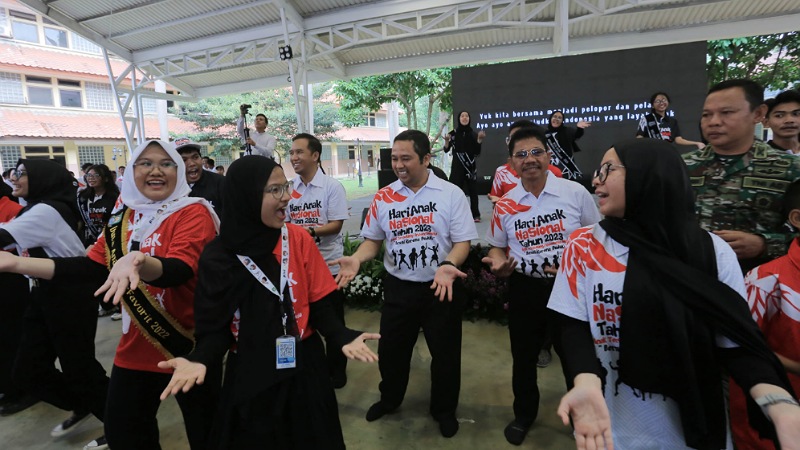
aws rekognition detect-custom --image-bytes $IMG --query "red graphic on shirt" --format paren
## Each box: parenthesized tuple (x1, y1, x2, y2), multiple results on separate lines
(366, 186, 407, 227)
(561, 229, 626, 298)
(491, 164, 519, 199)
(491, 197, 531, 234)
(290, 189, 302, 200)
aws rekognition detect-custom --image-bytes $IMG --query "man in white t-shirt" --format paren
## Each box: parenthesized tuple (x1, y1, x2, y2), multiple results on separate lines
(286, 133, 350, 388)
(236, 105, 277, 160)
(332, 130, 477, 438)
(483, 126, 600, 445)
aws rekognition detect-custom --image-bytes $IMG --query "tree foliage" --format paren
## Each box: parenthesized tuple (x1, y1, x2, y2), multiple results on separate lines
(334, 68, 453, 141)
(707, 33, 800, 91)
(173, 83, 340, 162)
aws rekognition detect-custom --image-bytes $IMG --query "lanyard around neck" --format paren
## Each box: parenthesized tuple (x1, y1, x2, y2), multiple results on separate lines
(237, 225, 291, 333)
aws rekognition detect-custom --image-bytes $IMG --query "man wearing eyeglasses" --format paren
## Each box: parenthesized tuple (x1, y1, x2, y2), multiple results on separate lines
(683, 79, 800, 273)
(483, 126, 600, 446)
(175, 138, 226, 219)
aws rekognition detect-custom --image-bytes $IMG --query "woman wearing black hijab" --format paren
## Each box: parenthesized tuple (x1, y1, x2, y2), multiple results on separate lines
(545, 110, 589, 180)
(444, 111, 485, 222)
(158, 155, 379, 449)
(547, 139, 800, 449)
(0, 159, 109, 437)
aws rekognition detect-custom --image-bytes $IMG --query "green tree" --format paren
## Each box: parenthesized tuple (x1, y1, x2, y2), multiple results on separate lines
(334, 68, 453, 142)
(707, 33, 800, 91)
(173, 83, 341, 162)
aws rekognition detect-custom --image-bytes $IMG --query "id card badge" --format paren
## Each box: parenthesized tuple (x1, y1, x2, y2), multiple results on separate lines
(276, 335, 297, 369)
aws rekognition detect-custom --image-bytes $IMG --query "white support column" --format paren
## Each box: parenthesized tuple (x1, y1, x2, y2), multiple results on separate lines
(306, 82, 315, 134)
(155, 80, 169, 141)
(280, 7, 309, 135)
(103, 49, 136, 153)
(554, 0, 570, 56)
(387, 101, 400, 145)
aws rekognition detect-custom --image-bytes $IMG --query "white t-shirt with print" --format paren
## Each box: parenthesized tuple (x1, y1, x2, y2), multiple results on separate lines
(288, 168, 349, 274)
(547, 224, 744, 450)
(0, 203, 84, 257)
(361, 170, 478, 282)
(485, 173, 599, 278)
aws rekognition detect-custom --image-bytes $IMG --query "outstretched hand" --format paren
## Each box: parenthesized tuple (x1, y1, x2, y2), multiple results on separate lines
(94, 251, 147, 304)
(330, 256, 361, 289)
(430, 264, 467, 302)
(157, 357, 207, 400)
(342, 332, 380, 362)
(557, 378, 614, 450)
(481, 255, 517, 278)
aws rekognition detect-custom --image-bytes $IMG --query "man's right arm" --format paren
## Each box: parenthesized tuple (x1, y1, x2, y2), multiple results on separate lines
(235, 116, 245, 138)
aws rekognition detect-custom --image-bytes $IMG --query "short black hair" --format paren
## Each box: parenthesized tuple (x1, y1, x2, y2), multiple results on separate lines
(256, 113, 268, 125)
(507, 126, 548, 156)
(708, 79, 764, 110)
(768, 90, 800, 116)
(206, 157, 215, 167)
(176, 145, 201, 157)
(81, 162, 93, 172)
(783, 179, 800, 220)
(292, 133, 322, 155)
(394, 130, 430, 162)
(509, 119, 536, 135)
(650, 91, 670, 106)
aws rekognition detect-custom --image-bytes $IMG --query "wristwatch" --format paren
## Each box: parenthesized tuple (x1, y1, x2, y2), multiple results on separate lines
(755, 393, 800, 421)
(307, 227, 316, 238)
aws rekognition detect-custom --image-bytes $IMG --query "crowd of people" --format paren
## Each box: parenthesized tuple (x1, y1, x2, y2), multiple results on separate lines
(0, 78, 799, 450)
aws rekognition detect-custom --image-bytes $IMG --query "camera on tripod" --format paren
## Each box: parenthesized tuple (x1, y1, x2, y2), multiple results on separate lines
(240, 103, 252, 115)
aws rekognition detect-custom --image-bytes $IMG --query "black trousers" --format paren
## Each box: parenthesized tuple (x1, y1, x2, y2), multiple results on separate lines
(0, 273, 29, 398)
(11, 282, 108, 421)
(449, 160, 481, 220)
(325, 289, 347, 378)
(507, 273, 556, 425)
(105, 363, 222, 450)
(378, 274, 463, 419)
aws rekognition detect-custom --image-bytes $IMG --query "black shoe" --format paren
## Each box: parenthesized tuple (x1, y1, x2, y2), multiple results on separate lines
(51, 411, 90, 437)
(365, 402, 395, 422)
(437, 415, 459, 438)
(331, 371, 347, 389)
(0, 395, 39, 416)
(83, 434, 108, 450)
(504, 420, 531, 445)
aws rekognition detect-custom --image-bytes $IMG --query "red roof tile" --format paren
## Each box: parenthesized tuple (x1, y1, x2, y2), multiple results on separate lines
(0, 42, 129, 80)
(0, 109, 197, 139)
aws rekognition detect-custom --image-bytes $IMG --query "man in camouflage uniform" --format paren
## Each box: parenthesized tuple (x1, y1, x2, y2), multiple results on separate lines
(683, 79, 800, 272)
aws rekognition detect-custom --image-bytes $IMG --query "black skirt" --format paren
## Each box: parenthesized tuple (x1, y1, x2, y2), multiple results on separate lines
(210, 333, 346, 449)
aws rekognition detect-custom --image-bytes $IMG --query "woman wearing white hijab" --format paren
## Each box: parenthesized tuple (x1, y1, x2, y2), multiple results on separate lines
(0, 140, 220, 450)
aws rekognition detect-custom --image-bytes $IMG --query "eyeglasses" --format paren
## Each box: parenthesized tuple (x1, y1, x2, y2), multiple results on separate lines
(264, 182, 293, 199)
(512, 148, 548, 159)
(11, 169, 27, 179)
(133, 160, 179, 172)
(85, 173, 100, 179)
(593, 162, 626, 183)
(653, 99, 669, 104)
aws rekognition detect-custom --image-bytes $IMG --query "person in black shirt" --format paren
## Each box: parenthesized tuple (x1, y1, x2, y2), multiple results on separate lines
(764, 89, 800, 155)
(77, 164, 119, 247)
(636, 91, 704, 148)
(444, 111, 485, 222)
(176, 139, 226, 219)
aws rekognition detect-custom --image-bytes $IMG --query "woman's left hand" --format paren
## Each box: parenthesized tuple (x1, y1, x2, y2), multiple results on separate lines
(342, 332, 381, 362)
(577, 120, 592, 128)
(94, 251, 147, 304)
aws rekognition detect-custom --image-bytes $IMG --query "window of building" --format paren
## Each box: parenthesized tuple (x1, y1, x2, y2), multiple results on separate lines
(44, 26, 67, 48)
(365, 113, 376, 127)
(375, 114, 387, 128)
(10, 18, 36, 43)
(28, 86, 53, 105)
(321, 145, 332, 162)
(58, 79, 82, 108)
(85, 82, 114, 111)
(0, 72, 24, 104)
(22, 146, 66, 166)
(70, 32, 102, 54)
(78, 146, 105, 166)
(0, 145, 22, 173)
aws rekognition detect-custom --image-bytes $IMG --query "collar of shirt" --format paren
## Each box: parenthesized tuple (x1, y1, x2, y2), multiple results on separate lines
(390, 169, 444, 195)
(510, 171, 563, 201)
(293, 167, 324, 190)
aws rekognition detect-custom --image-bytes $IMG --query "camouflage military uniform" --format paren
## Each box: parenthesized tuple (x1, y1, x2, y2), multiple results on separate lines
(682, 140, 800, 271)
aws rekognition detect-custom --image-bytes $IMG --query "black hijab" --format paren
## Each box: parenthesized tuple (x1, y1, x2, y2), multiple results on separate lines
(599, 139, 790, 449)
(16, 159, 80, 232)
(194, 156, 299, 407)
(453, 110, 480, 157)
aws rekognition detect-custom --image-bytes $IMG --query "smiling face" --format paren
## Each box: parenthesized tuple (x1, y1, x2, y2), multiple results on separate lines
(593, 148, 626, 218)
(701, 86, 765, 154)
(289, 138, 319, 178)
(550, 112, 564, 128)
(391, 139, 430, 191)
(260, 167, 290, 228)
(652, 94, 669, 115)
(86, 169, 102, 189)
(510, 136, 550, 190)
(133, 144, 178, 201)
(180, 149, 203, 184)
(459, 111, 470, 126)
(11, 164, 28, 198)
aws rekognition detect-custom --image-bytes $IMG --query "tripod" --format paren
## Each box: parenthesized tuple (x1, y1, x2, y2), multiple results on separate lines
(241, 114, 253, 155)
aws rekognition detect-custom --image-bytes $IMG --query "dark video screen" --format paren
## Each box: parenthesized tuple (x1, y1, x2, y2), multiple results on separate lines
(450, 42, 708, 181)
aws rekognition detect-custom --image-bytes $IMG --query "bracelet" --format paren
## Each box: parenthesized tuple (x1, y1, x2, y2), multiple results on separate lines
(755, 393, 800, 421)
(440, 260, 457, 268)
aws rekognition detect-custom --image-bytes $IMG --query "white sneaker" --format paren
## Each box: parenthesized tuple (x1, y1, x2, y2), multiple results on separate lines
(50, 411, 90, 437)
(84, 435, 108, 450)
(110, 312, 122, 321)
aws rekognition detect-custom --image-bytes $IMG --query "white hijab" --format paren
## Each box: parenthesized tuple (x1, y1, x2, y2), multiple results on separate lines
(119, 140, 220, 247)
